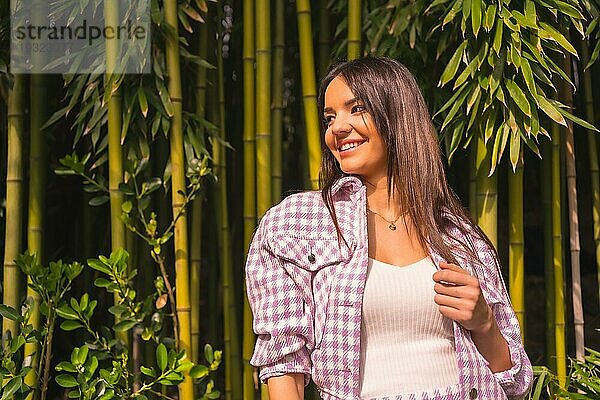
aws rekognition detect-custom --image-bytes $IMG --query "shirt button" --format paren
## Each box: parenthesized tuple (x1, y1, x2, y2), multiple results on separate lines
(308, 253, 316, 263)
(469, 388, 478, 399)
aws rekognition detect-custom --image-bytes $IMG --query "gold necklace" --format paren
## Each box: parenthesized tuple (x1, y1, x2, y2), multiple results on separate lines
(367, 208, 405, 231)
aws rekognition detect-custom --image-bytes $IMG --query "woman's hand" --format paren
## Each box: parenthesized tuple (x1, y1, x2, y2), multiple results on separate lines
(432, 261, 513, 373)
(432, 261, 492, 333)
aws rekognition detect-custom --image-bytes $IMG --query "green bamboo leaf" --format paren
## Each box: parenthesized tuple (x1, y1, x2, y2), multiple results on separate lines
(493, 18, 503, 54)
(520, 59, 536, 96)
(434, 83, 470, 118)
(586, 41, 600, 70)
(157, 344, 168, 371)
(1, 377, 22, 400)
(509, 129, 521, 171)
(454, 57, 478, 89)
(441, 85, 472, 131)
(536, 96, 567, 126)
(462, 0, 472, 19)
(442, 0, 463, 27)
(158, 83, 175, 117)
(448, 120, 465, 160)
(539, 22, 578, 57)
(439, 41, 468, 86)
(0, 304, 20, 321)
(505, 80, 531, 115)
(484, 4, 495, 31)
(471, 0, 482, 36)
(484, 107, 498, 142)
(55, 374, 78, 388)
(552, 0, 584, 19)
(490, 122, 508, 175)
(138, 87, 148, 118)
(554, 105, 600, 131)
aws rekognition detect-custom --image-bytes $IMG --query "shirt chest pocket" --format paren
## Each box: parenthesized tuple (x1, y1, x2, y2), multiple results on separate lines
(272, 235, 352, 348)
(272, 234, 351, 272)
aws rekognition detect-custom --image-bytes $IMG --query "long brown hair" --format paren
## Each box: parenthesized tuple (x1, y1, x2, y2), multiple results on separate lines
(318, 56, 495, 266)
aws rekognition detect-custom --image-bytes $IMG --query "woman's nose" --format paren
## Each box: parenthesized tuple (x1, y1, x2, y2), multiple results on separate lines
(330, 114, 352, 135)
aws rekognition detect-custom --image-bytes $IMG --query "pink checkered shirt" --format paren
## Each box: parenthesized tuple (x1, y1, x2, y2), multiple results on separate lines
(245, 175, 533, 399)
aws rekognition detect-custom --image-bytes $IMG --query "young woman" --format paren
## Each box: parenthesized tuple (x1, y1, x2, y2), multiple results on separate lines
(245, 56, 533, 400)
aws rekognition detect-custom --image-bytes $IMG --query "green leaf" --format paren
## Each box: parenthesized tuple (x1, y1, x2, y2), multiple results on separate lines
(505, 79, 531, 115)
(55, 374, 78, 388)
(60, 320, 84, 331)
(89, 195, 109, 206)
(56, 305, 79, 320)
(113, 319, 138, 332)
(0, 305, 20, 321)
(538, 22, 578, 57)
(493, 19, 503, 54)
(454, 57, 478, 89)
(555, 106, 600, 132)
(189, 364, 209, 379)
(1, 377, 22, 400)
(204, 344, 214, 364)
(88, 259, 112, 275)
(157, 344, 168, 371)
(76, 345, 89, 365)
(94, 278, 111, 288)
(138, 87, 149, 118)
(441, 84, 472, 131)
(140, 366, 156, 378)
(439, 42, 468, 87)
(536, 96, 567, 126)
(471, 0, 481, 36)
(509, 129, 521, 171)
(520, 59, 536, 97)
(484, 4, 496, 31)
(55, 361, 77, 372)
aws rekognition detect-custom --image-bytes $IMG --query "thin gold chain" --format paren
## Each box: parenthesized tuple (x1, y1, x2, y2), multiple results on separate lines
(367, 208, 406, 231)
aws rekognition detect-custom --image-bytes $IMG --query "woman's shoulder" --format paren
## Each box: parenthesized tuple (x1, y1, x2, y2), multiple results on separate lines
(258, 190, 330, 234)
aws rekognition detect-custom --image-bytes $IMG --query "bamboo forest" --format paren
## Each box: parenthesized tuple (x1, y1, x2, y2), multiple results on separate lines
(1, 0, 600, 398)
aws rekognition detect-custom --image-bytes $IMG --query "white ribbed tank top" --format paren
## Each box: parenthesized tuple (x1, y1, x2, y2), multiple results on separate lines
(359, 257, 460, 398)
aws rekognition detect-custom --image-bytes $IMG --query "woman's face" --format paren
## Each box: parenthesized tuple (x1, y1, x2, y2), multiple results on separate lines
(323, 76, 388, 183)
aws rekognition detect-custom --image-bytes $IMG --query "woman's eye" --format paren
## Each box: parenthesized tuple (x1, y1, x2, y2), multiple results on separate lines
(323, 115, 334, 125)
(352, 105, 366, 113)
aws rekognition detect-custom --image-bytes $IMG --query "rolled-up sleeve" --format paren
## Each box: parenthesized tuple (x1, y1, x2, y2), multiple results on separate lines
(476, 239, 534, 399)
(245, 212, 313, 384)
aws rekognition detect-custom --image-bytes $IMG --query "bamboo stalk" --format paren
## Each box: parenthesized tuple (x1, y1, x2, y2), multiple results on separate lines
(475, 136, 497, 247)
(508, 155, 525, 339)
(296, 0, 322, 190)
(214, 4, 242, 397)
(541, 140, 556, 372)
(104, 0, 129, 347)
(191, 19, 209, 364)
(551, 121, 567, 385)
(256, 0, 272, 213)
(562, 56, 584, 361)
(242, 0, 257, 398)
(24, 0, 47, 387)
(347, 0, 361, 60)
(318, 2, 331, 78)
(2, 74, 25, 337)
(580, 42, 600, 311)
(164, 1, 194, 398)
(271, 0, 284, 202)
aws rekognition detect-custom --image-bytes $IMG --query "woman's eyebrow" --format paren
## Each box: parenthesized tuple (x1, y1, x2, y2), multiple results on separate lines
(323, 98, 358, 114)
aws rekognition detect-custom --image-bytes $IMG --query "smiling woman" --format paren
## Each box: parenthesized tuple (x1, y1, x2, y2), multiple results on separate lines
(245, 56, 533, 400)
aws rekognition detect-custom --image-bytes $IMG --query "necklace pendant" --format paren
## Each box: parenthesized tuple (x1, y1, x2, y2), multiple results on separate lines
(389, 223, 396, 231)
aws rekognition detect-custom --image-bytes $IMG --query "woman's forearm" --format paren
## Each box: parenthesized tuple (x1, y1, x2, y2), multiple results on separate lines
(470, 314, 513, 373)
(267, 373, 305, 400)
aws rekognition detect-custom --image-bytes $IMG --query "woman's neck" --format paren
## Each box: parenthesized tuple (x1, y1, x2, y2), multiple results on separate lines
(363, 175, 404, 218)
